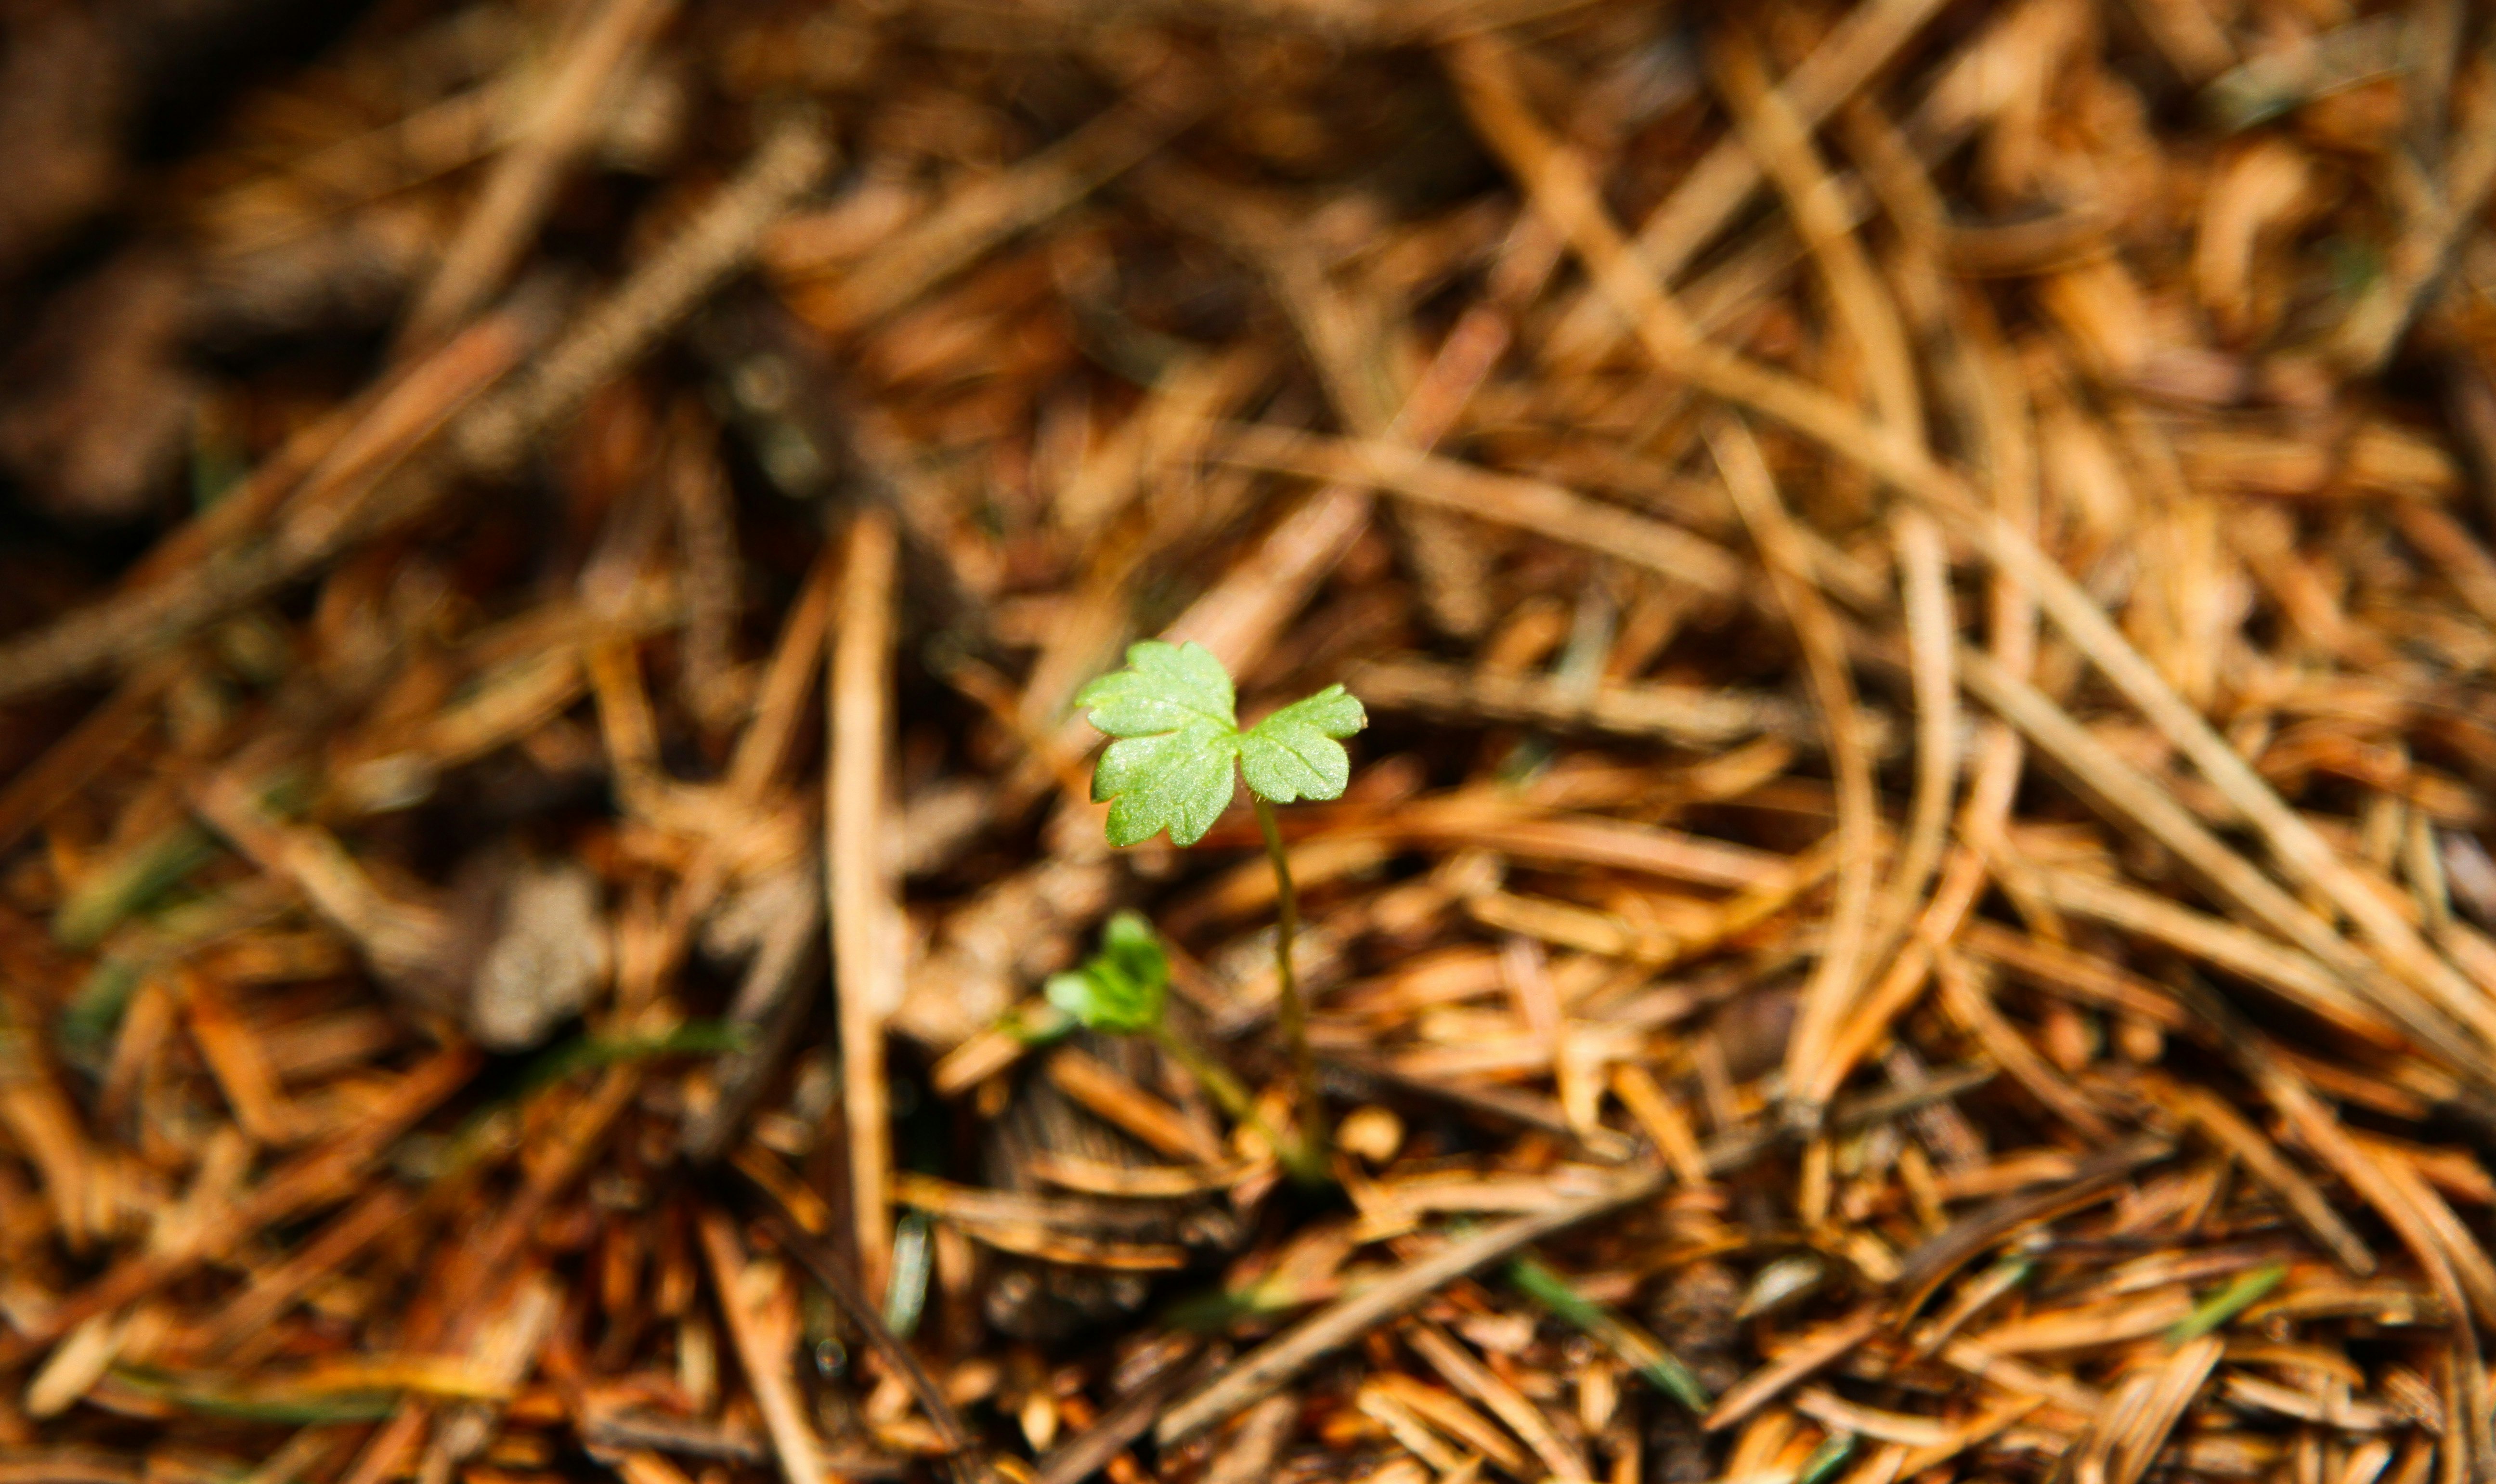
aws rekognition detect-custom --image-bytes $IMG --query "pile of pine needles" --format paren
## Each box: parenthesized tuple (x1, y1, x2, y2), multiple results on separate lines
(9, 2, 2496, 1484)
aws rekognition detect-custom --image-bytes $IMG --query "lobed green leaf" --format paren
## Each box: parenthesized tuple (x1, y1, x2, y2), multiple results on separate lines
(1093, 729, 1238, 847)
(1077, 640, 1366, 845)
(1079, 641, 1245, 846)
(1238, 684, 1366, 804)
(1075, 640, 1236, 736)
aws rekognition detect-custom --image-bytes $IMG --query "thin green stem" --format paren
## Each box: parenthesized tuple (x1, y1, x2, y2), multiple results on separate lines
(1145, 1022, 1255, 1123)
(1146, 1022, 1326, 1185)
(1253, 795, 1328, 1175)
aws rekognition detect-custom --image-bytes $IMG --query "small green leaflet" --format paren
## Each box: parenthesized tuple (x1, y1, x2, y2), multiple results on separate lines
(1045, 910, 1169, 1034)
(1080, 641, 1240, 848)
(1076, 641, 1367, 847)
(1239, 686, 1365, 805)
(1096, 909, 1169, 990)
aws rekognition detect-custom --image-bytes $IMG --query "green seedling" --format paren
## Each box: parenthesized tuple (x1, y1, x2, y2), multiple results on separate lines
(1045, 911, 1173, 1036)
(1075, 639, 1365, 1171)
(1047, 911, 1323, 1184)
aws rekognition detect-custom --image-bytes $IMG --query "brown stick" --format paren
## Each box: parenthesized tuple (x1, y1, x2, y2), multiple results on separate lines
(0, 312, 533, 705)
(830, 508, 902, 1298)
(453, 114, 834, 475)
(696, 1210, 828, 1484)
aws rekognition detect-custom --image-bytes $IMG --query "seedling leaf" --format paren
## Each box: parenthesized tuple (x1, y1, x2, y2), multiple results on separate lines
(1076, 639, 1236, 734)
(1098, 909, 1169, 991)
(1076, 641, 1367, 846)
(1079, 641, 1243, 846)
(1046, 969, 1156, 1035)
(1091, 727, 1238, 847)
(1239, 684, 1365, 804)
(1045, 912, 1169, 1035)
